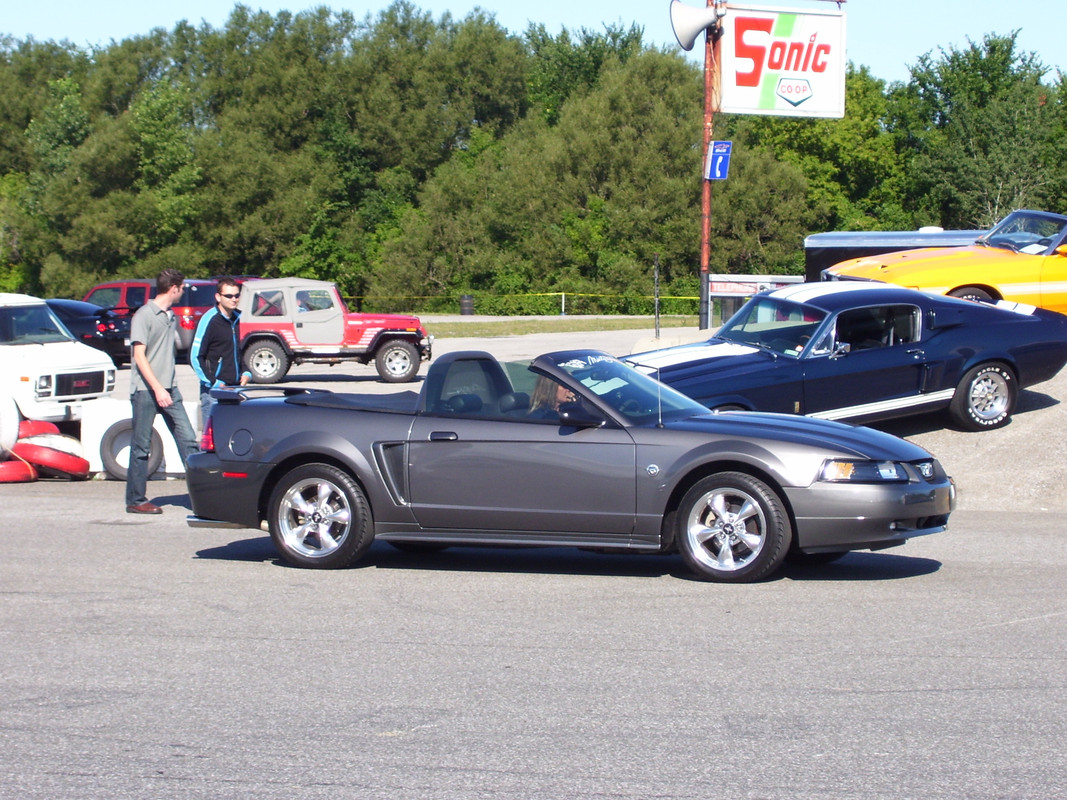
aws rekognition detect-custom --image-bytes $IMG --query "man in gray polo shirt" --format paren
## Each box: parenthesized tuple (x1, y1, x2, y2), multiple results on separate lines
(125, 269, 198, 514)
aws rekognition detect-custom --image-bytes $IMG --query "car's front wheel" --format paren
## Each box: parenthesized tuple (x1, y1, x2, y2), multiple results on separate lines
(949, 363, 1016, 430)
(244, 339, 290, 384)
(948, 286, 995, 303)
(267, 464, 374, 569)
(375, 339, 419, 383)
(675, 472, 791, 582)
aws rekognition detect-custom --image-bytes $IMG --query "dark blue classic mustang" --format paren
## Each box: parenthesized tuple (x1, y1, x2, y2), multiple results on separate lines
(626, 283, 1067, 430)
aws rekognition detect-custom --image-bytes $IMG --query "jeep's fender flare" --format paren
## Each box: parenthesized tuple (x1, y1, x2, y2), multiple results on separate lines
(241, 331, 293, 357)
(366, 330, 429, 357)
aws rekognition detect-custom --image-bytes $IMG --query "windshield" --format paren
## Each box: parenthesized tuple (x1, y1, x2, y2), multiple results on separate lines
(717, 297, 826, 357)
(979, 210, 1067, 255)
(534, 352, 710, 424)
(0, 304, 74, 345)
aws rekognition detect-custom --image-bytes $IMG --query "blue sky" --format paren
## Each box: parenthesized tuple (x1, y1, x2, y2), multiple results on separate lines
(4, 0, 1063, 85)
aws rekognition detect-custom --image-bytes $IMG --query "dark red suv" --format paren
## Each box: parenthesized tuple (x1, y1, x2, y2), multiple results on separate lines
(84, 277, 258, 351)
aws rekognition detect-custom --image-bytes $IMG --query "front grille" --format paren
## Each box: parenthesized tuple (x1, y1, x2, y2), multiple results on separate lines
(56, 371, 105, 397)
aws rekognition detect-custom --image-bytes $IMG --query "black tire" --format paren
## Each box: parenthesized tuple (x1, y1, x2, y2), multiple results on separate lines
(267, 463, 374, 569)
(375, 339, 420, 383)
(949, 363, 1016, 430)
(243, 339, 290, 384)
(100, 419, 164, 481)
(675, 471, 791, 583)
(948, 287, 994, 303)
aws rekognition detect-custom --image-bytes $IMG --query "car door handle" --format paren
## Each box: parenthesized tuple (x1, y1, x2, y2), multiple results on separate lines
(429, 431, 458, 441)
(907, 348, 925, 358)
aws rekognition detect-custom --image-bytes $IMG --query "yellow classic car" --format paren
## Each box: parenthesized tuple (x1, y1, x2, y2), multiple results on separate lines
(823, 209, 1067, 314)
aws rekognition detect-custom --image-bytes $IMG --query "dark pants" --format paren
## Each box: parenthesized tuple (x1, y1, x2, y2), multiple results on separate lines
(125, 387, 198, 506)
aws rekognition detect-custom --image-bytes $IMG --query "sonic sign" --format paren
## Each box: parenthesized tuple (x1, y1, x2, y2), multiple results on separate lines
(722, 3, 846, 118)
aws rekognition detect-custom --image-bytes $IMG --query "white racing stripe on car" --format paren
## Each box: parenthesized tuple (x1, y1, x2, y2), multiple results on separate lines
(627, 342, 759, 370)
(770, 282, 891, 303)
(808, 389, 956, 421)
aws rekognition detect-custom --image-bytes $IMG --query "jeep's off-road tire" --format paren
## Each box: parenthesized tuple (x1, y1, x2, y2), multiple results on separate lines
(375, 339, 420, 383)
(267, 463, 375, 569)
(244, 339, 290, 384)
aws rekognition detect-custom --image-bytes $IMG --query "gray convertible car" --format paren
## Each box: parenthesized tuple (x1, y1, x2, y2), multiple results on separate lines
(187, 350, 955, 582)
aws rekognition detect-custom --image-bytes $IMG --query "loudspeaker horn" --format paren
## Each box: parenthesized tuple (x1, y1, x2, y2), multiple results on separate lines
(669, 0, 724, 52)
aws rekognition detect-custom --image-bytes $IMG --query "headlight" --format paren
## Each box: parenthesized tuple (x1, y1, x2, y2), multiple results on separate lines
(36, 375, 53, 398)
(913, 460, 936, 479)
(821, 459, 907, 483)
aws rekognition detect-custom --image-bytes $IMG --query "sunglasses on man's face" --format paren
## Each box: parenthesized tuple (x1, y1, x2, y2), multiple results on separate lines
(219, 292, 240, 299)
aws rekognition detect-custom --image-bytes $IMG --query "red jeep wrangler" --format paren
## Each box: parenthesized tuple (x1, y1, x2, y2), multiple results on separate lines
(237, 278, 432, 383)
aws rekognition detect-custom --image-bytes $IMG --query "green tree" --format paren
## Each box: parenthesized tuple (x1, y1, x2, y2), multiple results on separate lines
(25, 76, 90, 176)
(887, 33, 1057, 228)
(524, 22, 643, 125)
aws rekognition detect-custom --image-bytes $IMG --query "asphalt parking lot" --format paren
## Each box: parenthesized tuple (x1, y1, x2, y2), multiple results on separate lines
(2, 321, 1065, 799)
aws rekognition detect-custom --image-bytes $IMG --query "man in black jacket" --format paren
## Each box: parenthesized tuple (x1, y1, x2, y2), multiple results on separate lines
(190, 276, 250, 429)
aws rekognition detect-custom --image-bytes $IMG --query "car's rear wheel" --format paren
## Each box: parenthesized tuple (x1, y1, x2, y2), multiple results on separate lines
(244, 340, 289, 384)
(948, 286, 995, 303)
(949, 363, 1016, 430)
(268, 464, 374, 569)
(375, 339, 419, 383)
(675, 472, 791, 582)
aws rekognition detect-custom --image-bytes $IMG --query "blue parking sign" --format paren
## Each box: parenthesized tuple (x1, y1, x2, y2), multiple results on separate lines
(705, 141, 732, 180)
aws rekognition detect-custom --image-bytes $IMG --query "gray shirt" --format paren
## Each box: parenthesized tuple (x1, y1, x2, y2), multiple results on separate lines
(129, 301, 178, 394)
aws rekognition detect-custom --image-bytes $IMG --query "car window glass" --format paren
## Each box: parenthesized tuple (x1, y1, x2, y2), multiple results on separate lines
(252, 290, 286, 317)
(86, 287, 121, 308)
(179, 283, 213, 307)
(832, 305, 919, 352)
(126, 286, 148, 307)
(0, 305, 71, 344)
(425, 358, 514, 418)
(295, 289, 336, 313)
(982, 211, 1067, 254)
(717, 298, 825, 356)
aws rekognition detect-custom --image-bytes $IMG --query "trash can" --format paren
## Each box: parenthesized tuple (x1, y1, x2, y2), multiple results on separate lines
(460, 294, 474, 315)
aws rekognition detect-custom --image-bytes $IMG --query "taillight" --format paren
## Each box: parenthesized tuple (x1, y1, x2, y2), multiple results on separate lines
(200, 417, 215, 452)
(175, 307, 197, 329)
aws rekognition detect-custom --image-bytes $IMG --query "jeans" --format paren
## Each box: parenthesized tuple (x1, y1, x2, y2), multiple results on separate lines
(199, 388, 215, 434)
(125, 386, 199, 506)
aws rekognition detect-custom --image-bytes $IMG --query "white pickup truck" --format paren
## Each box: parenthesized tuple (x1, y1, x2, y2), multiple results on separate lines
(0, 293, 117, 422)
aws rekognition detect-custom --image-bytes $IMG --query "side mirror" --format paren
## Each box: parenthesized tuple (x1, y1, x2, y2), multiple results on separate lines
(830, 342, 851, 358)
(1055, 244, 1067, 257)
(558, 401, 606, 428)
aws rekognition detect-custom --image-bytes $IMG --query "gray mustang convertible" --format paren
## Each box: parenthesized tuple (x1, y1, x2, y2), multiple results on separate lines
(187, 350, 955, 582)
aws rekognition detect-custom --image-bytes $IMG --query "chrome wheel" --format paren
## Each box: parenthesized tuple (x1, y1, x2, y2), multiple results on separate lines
(276, 476, 353, 559)
(685, 487, 766, 572)
(268, 464, 374, 568)
(675, 472, 791, 582)
(967, 369, 1010, 422)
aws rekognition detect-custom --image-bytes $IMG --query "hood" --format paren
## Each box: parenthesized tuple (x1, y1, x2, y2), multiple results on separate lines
(626, 339, 774, 381)
(623, 339, 768, 375)
(347, 312, 425, 330)
(9, 339, 115, 370)
(828, 244, 1018, 283)
(662, 410, 934, 462)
